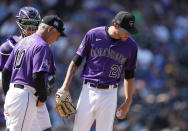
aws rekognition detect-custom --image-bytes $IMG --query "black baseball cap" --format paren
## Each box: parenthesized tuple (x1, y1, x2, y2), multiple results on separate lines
(41, 15, 66, 36)
(112, 11, 138, 34)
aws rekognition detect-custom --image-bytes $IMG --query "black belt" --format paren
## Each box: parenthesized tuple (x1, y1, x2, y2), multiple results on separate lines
(84, 80, 118, 89)
(14, 84, 24, 89)
(14, 84, 38, 96)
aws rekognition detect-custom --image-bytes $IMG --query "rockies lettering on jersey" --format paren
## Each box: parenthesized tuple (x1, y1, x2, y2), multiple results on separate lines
(91, 48, 127, 64)
(76, 26, 138, 86)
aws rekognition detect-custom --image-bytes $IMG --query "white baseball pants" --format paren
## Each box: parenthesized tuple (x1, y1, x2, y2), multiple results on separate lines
(73, 82, 117, 131)
(4, 83, 51, 131)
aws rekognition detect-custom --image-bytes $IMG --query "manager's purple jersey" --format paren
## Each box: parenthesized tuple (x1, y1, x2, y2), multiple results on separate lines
(76, 26, 138, 86)
(4, 34, 56, 88)
(0, 35, 20, 70)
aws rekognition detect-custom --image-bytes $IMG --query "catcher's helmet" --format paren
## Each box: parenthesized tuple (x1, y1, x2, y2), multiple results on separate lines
(16, 7, 41, 37)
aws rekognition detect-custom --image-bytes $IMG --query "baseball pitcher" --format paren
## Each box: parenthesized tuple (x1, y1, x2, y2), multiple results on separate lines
(56, 11, 138, 131)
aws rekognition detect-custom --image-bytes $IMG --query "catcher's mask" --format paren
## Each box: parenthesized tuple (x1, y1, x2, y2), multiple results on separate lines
(16, 6, 41, 37)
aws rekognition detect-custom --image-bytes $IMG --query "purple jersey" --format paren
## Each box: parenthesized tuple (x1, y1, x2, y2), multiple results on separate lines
(0, 35, 20, 70)
(76, 26, 138, 86)
(4, 34, 56, 88)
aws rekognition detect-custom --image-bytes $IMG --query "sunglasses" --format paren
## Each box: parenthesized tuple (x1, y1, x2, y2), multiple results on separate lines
(21, 20, 39, 26)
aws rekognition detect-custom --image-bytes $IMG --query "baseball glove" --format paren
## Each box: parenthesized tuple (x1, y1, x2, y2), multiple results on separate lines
(55, 89, 76, 117)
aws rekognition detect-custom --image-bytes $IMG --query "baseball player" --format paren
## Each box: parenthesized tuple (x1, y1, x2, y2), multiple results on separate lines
(2, 15, 65, 131)
(0, 7, 54, 131)
(58, 11, 138, 131)
(0, 7, 41, 89)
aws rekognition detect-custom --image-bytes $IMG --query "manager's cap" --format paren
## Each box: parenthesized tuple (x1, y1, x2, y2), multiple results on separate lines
(112, 11, 138, 34)
(41, 15, 66, 36)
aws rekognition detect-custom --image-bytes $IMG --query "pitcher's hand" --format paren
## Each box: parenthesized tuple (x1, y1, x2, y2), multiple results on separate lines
(116, 101, 131, 119)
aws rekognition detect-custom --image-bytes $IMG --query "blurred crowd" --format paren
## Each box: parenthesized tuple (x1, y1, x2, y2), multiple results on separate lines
(0, 0, 188, 131)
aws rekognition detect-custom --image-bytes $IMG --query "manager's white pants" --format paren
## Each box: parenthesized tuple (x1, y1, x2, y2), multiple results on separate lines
(73, 83, 117, 131)
(32, 104, 51, 131)
(4, 83, 51, 131)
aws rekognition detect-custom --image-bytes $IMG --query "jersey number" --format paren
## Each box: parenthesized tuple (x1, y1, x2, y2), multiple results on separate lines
(109, 65, 122, 78)
(14, 50, 26, 69)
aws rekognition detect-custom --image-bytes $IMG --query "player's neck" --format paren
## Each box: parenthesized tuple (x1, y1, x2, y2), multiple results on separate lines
(36, 31, 49, 44)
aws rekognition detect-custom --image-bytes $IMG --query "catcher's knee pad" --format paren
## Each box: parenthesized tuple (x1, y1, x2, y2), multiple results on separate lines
(43, 127, 52, 131)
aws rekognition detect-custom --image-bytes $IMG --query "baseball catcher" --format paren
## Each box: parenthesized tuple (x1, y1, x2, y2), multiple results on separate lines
(55, 89, 76, 117)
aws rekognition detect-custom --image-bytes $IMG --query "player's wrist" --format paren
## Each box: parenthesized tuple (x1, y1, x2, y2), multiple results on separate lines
(38, 93, 47, 102)
(60, 86, 69, 91)
(125, 97, 132, 102)
(122, 99, 132, 107)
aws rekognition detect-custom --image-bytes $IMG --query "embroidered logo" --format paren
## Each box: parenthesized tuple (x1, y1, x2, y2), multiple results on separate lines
(53, 21, 59, 27)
